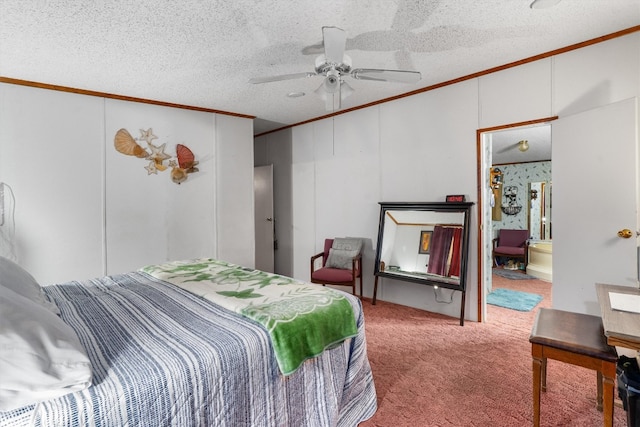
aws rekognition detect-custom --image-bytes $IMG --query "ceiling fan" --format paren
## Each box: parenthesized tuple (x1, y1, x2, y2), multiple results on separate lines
(248, 26, 422, 111)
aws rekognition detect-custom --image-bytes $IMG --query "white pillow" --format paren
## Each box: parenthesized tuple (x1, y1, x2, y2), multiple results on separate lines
(326, 248, 359, 269)
(325, 238, 363, 270)
(331, 238, 362, 252)
(0, 256, 59, 314)
(0, 285, 92, 411)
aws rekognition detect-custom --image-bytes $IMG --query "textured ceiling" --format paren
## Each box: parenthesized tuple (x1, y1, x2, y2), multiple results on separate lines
(491, 124, 551, 165)
(1, 1, 638, 135)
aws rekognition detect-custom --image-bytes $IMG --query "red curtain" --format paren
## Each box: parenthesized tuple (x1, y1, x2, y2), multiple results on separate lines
(427, 225, 463, 278)
(427, 226, 453, 276)
(447, 227, 462, 278)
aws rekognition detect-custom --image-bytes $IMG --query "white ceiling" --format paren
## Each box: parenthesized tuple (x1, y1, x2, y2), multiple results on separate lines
(1, 1, 638, 135)
(491, 123, 551, 164)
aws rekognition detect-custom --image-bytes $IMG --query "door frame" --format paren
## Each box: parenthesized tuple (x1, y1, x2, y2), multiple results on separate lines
(475, 116, 558, 322)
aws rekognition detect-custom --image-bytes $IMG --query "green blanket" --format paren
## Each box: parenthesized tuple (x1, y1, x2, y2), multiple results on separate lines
(141, 259, 358, 375)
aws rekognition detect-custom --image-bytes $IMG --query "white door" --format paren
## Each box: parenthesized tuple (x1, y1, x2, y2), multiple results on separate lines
(254, 165, 274, 273)
(552, 98, 638, 314)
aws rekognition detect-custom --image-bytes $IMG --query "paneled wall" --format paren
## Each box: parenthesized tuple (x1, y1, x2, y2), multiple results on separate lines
(0, 83, 254, 284)
(255, 32, 640, 322)
(0, 85, 105, 283)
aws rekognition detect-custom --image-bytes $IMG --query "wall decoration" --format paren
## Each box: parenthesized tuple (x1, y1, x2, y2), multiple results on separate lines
(501, 185, 522, 215)
(418, 230, 433, 254)
(114, 128, 199, 184)
(114, 129, 149, 158)
(491, 161, 551, 234)
(171, 144, 200, 184)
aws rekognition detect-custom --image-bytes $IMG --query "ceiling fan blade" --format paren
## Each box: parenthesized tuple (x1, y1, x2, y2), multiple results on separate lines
(322, 26, 347, 64)
(350, 68, 421, 83)
(248, 72, 317, 84)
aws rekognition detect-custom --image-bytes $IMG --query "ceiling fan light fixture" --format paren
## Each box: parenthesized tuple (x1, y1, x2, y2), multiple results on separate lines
(249, 26, 421, 110)
(323, 69, 340, 93)
(340, 81, 354, 100)
(518, 140, 529, 152)
(530, 0, 561, 9)
(314, 81, 339, 111)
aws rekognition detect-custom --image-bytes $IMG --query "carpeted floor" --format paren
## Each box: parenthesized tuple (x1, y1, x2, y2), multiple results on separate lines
(359, 274, 628, 426)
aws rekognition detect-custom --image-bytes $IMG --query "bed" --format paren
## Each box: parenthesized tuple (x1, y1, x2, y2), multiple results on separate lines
(0, 257, 377, 426)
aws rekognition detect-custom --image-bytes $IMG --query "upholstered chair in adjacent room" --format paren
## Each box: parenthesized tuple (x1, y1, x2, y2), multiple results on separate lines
(492, 229, 529, 269)
(310, 238, 363, 298)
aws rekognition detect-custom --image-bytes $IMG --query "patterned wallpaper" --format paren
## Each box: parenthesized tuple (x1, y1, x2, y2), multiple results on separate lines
(492, 161, 551, 239)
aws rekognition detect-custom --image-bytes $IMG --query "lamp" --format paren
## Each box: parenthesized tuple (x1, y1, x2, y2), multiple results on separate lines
(530, 0, 561, 9)
(518, 140, 529, 152)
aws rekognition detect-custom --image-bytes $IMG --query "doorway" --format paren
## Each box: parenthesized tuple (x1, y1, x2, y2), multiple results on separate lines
(254, 165, 274, 273)
(477, 117, 556, 322)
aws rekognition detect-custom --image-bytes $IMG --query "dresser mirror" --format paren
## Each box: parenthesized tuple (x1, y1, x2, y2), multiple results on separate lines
(372, 202, 473, 325)
(528, 181, 552, 240)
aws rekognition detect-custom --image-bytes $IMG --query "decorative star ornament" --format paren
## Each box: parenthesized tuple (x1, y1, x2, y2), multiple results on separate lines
(144, 160, 158, 175)
(115, 127, 200, 183)
(138, 128, 158, 145)
(146, 142, 171, 163)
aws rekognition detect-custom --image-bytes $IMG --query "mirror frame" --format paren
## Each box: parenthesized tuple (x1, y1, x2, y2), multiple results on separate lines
(372, 201, 474, 325)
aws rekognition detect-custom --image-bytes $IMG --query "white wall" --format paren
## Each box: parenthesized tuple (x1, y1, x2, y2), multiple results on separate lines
(104, 99, 218, 274)
(215, 114, 255, 267)
(256, 32, 640, 322)
(0, 83, 254, 284)
(0, 85, 105, 284)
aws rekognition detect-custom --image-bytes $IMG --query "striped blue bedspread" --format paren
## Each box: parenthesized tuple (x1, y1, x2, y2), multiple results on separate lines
(0, 270, 377, 427)
(141, 259, 359, 376)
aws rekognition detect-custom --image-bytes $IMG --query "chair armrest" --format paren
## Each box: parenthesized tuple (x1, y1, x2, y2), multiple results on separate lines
(351, 253, 362, 275)
(310, 252, 324, 273)
(492, 237, 499, 248)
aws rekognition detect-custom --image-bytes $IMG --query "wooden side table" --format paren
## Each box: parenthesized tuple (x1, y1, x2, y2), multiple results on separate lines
(529, 308, 617, 427)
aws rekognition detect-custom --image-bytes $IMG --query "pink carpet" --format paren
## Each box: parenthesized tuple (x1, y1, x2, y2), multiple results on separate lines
(359, 273, 628, 426)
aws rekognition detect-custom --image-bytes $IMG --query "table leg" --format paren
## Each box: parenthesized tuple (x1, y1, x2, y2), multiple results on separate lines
(532, 345, 543, 427)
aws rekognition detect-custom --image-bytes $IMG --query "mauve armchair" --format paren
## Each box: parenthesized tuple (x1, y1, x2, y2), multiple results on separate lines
(310, 238, 363, 298)
(492, 229, 529, 269)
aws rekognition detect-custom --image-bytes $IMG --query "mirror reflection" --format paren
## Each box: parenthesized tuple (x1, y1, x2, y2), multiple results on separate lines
(373, 202, 473, 325)
(378, 209, 465, 285)
(528, 181, 552, 240)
